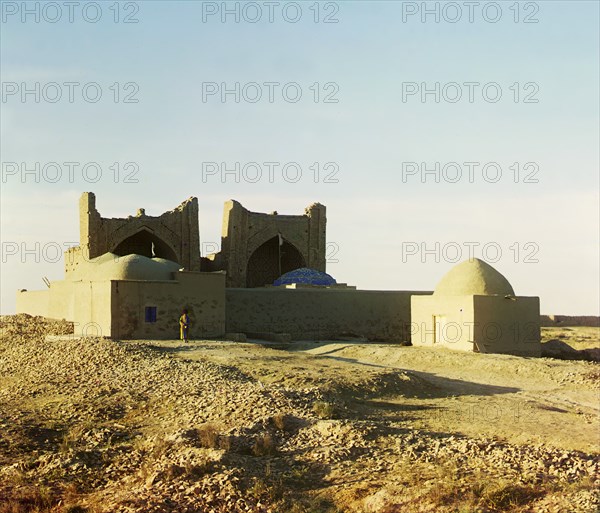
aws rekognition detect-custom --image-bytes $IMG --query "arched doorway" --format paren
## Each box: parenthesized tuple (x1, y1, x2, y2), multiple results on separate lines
(113, 230, 179, 262)
(246, 236, 305, 287)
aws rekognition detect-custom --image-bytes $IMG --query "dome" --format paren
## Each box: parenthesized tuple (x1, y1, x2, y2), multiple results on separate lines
(434, 258, 514, 296)
(88, 253, 180, 281)
(274, 267, 337, 286)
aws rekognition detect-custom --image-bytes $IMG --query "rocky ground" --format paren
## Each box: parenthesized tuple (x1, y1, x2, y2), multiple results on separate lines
(0, 315, 598, 513)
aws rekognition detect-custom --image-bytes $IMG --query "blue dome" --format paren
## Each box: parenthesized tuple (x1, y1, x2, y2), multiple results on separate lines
(274, 267, 337, 286)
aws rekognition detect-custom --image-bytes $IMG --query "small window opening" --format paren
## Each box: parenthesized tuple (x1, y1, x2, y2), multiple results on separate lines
(145, 306, 157, 323)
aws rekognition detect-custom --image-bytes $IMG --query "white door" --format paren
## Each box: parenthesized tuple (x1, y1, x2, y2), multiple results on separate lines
(433, 315, 447, 343)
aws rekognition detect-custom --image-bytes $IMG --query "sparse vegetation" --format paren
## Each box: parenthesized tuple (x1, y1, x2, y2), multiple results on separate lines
(246, 468, 341, 513)
(252, 433, 277, 456)
(183, 458, 212, 479)
(0, 315, 597, 512)
(271, 413, 287, 431)
(195, 423, 231, 451)
(59, 423, 88, 454)
(196, 423, 220, 448)
(247, 474, 285, 504)
(150, 436, 172, 459)
(64, 507, 89, 513)
(480, 482, 544, 511)
(312, 400, 335, 419)
(0, 486, 56, 513)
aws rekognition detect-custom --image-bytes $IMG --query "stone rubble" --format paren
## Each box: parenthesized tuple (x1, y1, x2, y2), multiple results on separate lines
(0, 314, 598, 512)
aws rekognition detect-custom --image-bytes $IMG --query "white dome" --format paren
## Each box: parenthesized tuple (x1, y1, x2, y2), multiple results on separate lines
(76, 253, 180, 281)
(434, 258, 515, 296)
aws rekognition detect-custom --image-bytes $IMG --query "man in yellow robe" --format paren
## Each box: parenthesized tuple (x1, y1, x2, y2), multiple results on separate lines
(179, 309, 190, 342)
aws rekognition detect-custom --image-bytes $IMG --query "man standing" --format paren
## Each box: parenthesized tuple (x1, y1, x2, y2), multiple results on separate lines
(179, 309, 190, 342)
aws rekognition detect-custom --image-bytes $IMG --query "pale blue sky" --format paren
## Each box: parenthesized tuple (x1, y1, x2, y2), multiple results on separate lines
(1, 0, 599, 314)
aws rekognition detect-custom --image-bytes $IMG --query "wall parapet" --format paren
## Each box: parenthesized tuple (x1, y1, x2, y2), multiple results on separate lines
(540, 315, 600, 327)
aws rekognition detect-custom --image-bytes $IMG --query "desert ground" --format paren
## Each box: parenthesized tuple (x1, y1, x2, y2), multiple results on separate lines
(0, 315, 598, 513)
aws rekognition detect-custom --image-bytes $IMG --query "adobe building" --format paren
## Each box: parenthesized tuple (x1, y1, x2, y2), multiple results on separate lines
(65, 192, 202, 277)
(17, 252, 226, 339)
(203, 199, 327, 287)
(411, 259, 541, 357)
(15, 193, 334, 339)
(17, 193, 221, 338)
(16, 192, 541, 356)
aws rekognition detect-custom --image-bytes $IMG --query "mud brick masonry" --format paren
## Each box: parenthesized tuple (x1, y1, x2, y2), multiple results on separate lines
(16, 192, 551, 357)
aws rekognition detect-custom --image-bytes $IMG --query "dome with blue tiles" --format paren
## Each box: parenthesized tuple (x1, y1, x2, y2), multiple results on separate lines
(274, 267, 337, 286)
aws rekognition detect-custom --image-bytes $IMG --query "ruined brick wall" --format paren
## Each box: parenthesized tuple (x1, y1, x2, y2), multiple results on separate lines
(540, 315, 600, 327)
(67, 192, 201, 272)
(217, 200, 326, 287)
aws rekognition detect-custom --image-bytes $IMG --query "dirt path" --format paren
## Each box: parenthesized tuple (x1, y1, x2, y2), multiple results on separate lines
(158, 338, 599, 454)
(1, 316, 598, 513)
(300, 342, 599, 452)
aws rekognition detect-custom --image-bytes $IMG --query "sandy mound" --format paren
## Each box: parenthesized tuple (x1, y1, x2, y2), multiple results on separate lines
(0, 316, 598, 513)
(542, 339, 600, 361)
